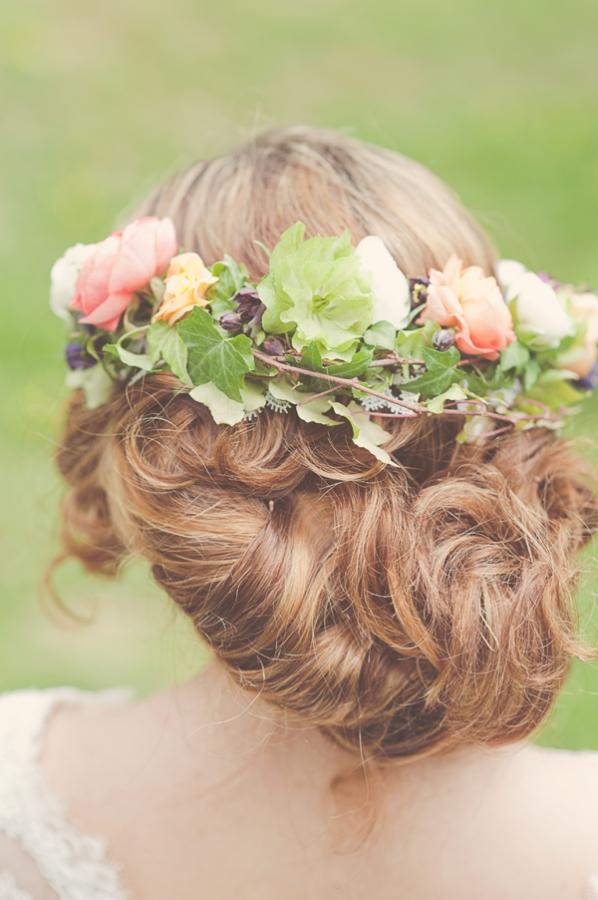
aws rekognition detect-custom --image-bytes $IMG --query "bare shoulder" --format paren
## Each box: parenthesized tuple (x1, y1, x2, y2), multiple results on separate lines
(527, 744, 598, 835)
(483, 744, 598, 898)
(378, 742, 598, 900)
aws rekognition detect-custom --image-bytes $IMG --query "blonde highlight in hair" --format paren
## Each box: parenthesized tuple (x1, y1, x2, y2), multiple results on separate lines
(55, 127, 598, 763)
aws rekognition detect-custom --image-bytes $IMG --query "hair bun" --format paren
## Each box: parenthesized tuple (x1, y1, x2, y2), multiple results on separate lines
(56, 380, 597, 761)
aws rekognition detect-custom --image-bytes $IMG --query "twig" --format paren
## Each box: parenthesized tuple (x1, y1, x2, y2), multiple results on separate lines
(251, 350, 560, 426)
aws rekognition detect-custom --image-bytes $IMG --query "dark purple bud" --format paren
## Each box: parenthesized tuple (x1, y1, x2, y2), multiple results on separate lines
(576, 363, 598, 391)
(65, 342, 96, 370)
(219, 312, 243, 333)
(433, 328, 456, 351)
(409, 277, 429, 305)
(234, 287, 264, 325)
(262, 337, 286, 356)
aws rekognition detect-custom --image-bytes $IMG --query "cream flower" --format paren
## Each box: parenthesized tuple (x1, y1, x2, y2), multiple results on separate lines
(510, 272, 572, 350)
(495, 259, 527, 299)
(355, 235, 411, 329)
(561, 291, 598, 378)
(50, 242, 98, 320)
(153, 252, 218, 326)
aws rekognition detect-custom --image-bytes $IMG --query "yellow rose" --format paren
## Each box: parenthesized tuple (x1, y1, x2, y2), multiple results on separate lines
(152, 252, 218, 325)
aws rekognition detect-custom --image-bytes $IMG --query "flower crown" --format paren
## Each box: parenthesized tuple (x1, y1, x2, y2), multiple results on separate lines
(51, 216, 598, 466)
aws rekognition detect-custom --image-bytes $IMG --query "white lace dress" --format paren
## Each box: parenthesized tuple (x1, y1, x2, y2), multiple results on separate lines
(0, 688, 129, 900)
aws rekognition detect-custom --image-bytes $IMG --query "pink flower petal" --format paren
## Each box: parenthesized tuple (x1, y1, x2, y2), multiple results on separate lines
(79, 292, 133, 331)
(154, 218, 178, 273)
(72, 234, 120, 313)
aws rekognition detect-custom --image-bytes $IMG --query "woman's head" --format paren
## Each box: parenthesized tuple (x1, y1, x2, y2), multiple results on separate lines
(56, 126, 598, 762)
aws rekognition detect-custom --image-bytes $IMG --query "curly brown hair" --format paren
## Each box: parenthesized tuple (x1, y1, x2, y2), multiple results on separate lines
(55, 127, 598, 762)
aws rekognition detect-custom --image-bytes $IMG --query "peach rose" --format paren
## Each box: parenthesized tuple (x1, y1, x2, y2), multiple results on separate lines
(71, 217, 177, 332)
(152, 252, 218, 326)
(418, 255, 515, 360)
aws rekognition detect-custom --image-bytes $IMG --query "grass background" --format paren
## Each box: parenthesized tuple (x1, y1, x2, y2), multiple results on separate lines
(1, 0, 598, 747)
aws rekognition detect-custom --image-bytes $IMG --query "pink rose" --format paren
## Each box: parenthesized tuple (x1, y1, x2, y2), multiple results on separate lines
(71, 217, 178, 331)
(418, 255, 515, 360)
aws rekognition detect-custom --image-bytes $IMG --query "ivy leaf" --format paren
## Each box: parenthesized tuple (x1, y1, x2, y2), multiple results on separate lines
(403, 346, 462, 396)
(112, 345, 153, 371)
(267, 378, 338, 425)
(425, 383, 468, 413)
(147, 321, 191, 384)
(465, 367, 506, 395)
(66, 365, 113, 409)
(300, 341, 324, 372)
(363, 320, 396, 350)
(326, 348, 373, 378)
(498, 340, 530, 373)
(205, 256, 247, 316)
(177, 307, 254, 401)
(190, 382, 245, 425)
(296, 397, 338, 425)
(298, 342, 373, 380)
(330, 401, 396, 467)
(190, 379, 266, 425)
(395, 322, 435, 358)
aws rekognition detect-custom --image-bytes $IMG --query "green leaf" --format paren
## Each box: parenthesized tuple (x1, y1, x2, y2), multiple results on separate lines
(395, 322, 435, 358)
(300, 341, 324, 372)
(523, 358, 541, 390)
(498, 340, 530, 373)
(526, 369, 584, 409)
(425, 383, 468, 413)
(147, 321, 190, 384)
(257, 222, 374, 358)
(423, 346, 461, 368)
(298, 343, 372, 380)
(330, 401, 396, 467)
(364, 320, 396, 350)
(296, 396, 338, 425)
(326, 348, 373, 378)
(177, 307, 254, 401)
(190, 379, 266, 426)
(149, 277, 165, 304)
(189, 383, 245, 425)
(205, 255, 247, 315)
(66, 365, 113, 409)
(403, 346, 462, 396)
(267, 378, 337, 424)
(114, 346, 153, 371)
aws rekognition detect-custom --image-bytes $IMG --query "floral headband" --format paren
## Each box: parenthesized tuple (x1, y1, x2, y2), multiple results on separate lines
(50, 216, 598, 466)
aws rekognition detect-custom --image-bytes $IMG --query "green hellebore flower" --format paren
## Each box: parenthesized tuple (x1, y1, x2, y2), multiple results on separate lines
(257, 222, 374, 360)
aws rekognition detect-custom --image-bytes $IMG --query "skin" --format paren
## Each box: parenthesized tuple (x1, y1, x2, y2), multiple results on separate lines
(40, 661, 598, 900)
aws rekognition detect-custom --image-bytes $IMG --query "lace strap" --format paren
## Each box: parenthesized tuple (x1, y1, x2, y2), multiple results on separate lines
(0, 687, 130, 900)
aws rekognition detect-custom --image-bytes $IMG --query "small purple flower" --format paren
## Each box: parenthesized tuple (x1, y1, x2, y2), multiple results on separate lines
(65, 342, 96, 370)
(576, 363, 598, 391)
(409, 277, 429, 306)
(433, 328, 456, 351)
(537, 272, 562, 289)
(262, 337, 286, 356)
(219, 312, 243, 333)
(234, 287, 264, 327)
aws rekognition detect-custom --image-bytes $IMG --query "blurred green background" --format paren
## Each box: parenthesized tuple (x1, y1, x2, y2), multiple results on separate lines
(1, 0, 597, 748)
